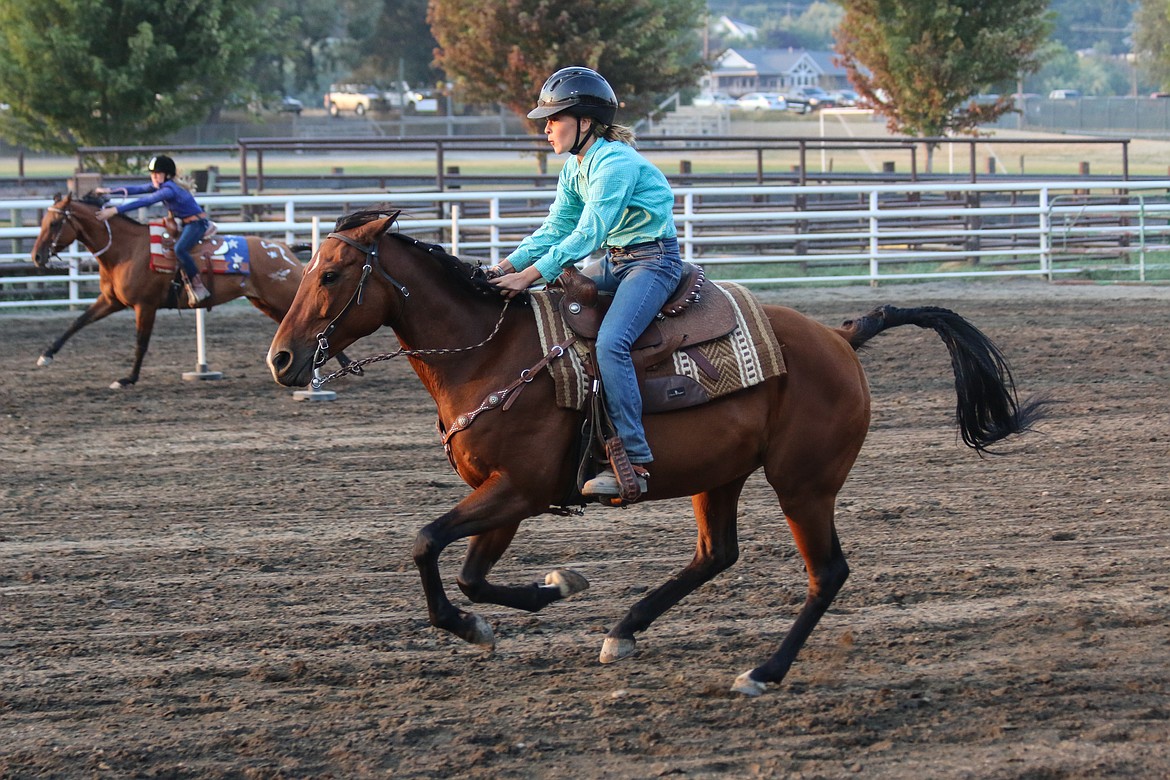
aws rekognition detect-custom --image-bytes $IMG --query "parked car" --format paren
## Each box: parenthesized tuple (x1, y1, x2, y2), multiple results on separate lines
(1048, 89, 1081, 100)
(324, 84, 383, 116)
(736, 92, 788, 112)
(786, 86, 837, 112)
(830, 89, 859, 107)
(324, 82, 427, 116)
(280, 96, 304, 115)
(692, 91, 737, 108)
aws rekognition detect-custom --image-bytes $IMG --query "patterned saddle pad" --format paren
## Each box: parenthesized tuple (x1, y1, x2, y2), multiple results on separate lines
(148, 222, 251, 275)
(531, 281, 785, 414)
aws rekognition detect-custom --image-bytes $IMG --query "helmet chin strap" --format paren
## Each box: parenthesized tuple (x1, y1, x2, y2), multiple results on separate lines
(569, 117, 597, 155)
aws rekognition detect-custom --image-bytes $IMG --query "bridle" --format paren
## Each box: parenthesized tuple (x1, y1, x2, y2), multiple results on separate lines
(311, 229, 411, 370)
(308, 225, 573, 465)
(44, 203, 113, 260)
(308, 229, 512, 388)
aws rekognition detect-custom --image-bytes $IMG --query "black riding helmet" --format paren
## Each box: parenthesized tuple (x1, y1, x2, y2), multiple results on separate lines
(147, 154, 177, 177)
(528, 67, 618, 154)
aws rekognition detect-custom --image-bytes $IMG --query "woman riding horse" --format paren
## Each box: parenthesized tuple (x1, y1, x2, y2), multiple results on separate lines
(489, 67, 681, 500)
(267, 208, 1043, 696)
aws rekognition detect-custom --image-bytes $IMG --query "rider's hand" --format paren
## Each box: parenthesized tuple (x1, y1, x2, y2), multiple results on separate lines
(96, 206, 117, 221)
(93, 187, 109, 195)
(489, 265, 542, 298)
(485, 260, 515, 279)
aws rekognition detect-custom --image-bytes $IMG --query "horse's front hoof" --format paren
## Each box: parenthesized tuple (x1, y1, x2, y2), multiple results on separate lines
(599, 636, 636, 664)
(109, 379, 134, 390)
(37, 355, 52, 367)
(545, 569, 590, 599)
(731, 670, 767, 697)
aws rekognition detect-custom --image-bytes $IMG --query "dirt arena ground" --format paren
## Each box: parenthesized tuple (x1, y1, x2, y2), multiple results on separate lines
(2, 279, 1168, 779)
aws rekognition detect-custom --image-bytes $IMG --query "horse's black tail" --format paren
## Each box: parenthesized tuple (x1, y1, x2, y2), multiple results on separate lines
(840, 305, 1046, 453)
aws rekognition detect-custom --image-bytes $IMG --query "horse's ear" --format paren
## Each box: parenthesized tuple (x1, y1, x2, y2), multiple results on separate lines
(373, 210, 401, 239)
(352, 211, 401, 243)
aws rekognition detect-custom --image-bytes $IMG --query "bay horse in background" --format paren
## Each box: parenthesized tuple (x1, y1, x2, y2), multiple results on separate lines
(267, 208, 1044, 696)
(30, 192, 349, 389)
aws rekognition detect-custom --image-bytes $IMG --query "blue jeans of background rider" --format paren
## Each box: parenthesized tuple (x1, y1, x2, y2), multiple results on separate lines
(590, 237, 683, 464)
(173, 218, 209, 279)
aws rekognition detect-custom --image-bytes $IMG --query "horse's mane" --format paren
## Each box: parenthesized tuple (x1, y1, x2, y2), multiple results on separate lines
(335, 207, 513, 302)
(65, 190, 150, 225)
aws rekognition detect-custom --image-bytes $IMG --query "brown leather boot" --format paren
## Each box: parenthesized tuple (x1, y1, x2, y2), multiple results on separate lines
(186, 276, 211, 306)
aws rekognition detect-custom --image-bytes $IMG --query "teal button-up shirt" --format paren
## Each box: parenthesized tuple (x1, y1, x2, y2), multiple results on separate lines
(506, 137, 677, 282)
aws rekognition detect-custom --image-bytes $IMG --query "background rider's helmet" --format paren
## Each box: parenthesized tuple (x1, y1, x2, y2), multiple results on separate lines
(527, 67, 618, 125)
(147, 154, 177, 177)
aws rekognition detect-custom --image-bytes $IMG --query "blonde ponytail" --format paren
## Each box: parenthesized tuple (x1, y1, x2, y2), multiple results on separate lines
(600, 123, 637, 147)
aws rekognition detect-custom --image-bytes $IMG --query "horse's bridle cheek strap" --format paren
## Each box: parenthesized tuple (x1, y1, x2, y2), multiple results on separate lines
(312, 232, 410, 368)
(46, 206, 113, 257)
(45, 207, 74, 256)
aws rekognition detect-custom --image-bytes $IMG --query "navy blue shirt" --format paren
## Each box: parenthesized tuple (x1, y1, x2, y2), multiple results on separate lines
(113, 180, 203, 219)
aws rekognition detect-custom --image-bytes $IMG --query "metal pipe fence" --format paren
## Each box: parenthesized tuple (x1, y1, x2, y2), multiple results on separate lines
(3, 178, 1169, 309)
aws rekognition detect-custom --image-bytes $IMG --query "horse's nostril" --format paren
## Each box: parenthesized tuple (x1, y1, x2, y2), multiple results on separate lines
(269, 350, 290, 371)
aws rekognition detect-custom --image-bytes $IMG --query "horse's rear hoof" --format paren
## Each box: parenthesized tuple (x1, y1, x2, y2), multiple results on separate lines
(599, 636, 636, 664)
(109, 378, 134, 390)
(468, 613, 495, 650)
(37, 355, 52, 367)
(731, 670, 767, 697)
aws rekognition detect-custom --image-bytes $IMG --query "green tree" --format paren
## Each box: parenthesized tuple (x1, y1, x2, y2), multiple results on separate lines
(357, 0, 442, 88)
(289, 0, 440, 102)
(428, 0, 707, 130)
(759, 2, 843, 50)
(1050, 0, 1135, 53)
(834, 0, 1050, 166)
(1134, 1, 1170, 92)
(0, 0, 286, 167)
(271, 0, 352, 98)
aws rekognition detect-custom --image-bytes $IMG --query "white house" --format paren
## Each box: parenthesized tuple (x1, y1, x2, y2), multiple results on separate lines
(702, 48, 852, 97)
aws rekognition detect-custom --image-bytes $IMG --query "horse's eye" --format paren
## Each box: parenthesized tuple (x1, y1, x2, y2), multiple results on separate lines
(321, 270, 340, 285)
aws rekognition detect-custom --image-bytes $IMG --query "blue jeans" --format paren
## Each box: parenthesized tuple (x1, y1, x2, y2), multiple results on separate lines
(590, 237, 683, 464)
(173, 218, 208, 280)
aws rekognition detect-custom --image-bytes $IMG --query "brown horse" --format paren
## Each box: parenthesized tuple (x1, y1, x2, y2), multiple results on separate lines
(267, 208, 1043, 696)
(30, 192, 348, 388)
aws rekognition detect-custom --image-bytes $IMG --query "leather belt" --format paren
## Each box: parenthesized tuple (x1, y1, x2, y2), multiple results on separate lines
(181, 212, 207, 224)
(608, 238, 667, 256)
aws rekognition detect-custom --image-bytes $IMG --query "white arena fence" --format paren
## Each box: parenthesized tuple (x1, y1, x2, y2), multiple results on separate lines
(3, 179, 1170, 309)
